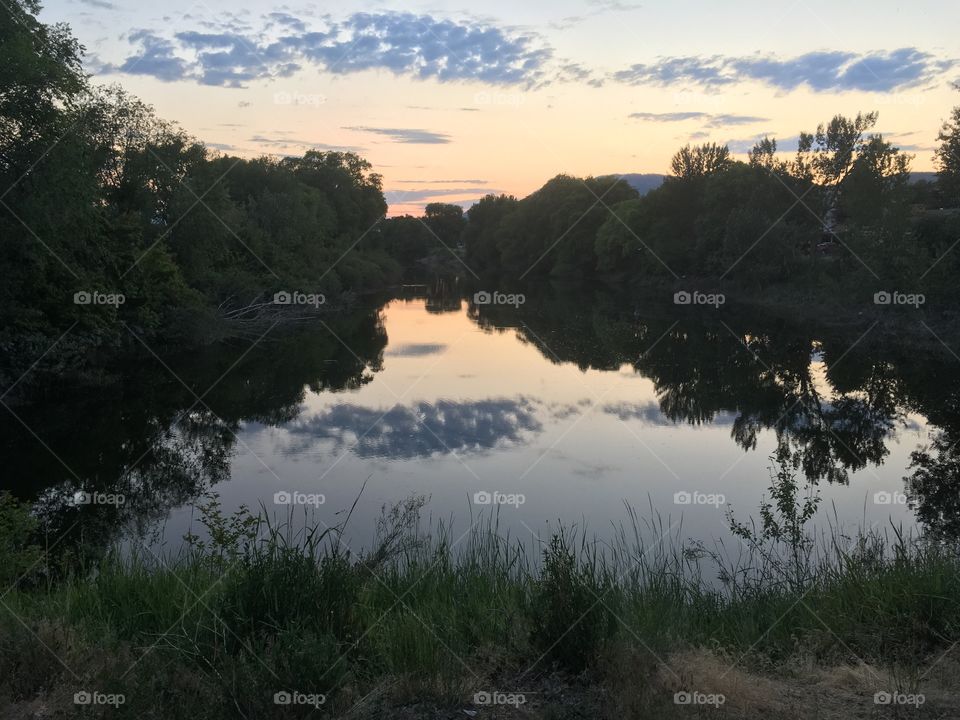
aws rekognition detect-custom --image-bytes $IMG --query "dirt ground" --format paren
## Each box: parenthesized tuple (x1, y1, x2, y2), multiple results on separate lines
(346, 648, 960, 720)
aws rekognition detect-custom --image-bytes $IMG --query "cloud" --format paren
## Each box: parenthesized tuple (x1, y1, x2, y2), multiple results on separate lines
(307, 13, 551, 86)
(104, 12, 554, 88)
(173, 30, 301, 87)
(385, 188, 493, 203)
(266, 12, 306, 33)
(588, 0, 643, 10)
(616, 56, 735, 87)
(630, 111, 708, 122)
(555, 62, 603, 86)
(345, 126, 451, 144)
(629, 111, 770, 127)
(710, 113, 770, 126)
(77, 0, 116, 8)
(614, 48, 954, 92)
(249, 134, 363, 152)
(551, 0, 642, 30)
(395, 179, 489, 184)
(114, 30, 191, 81)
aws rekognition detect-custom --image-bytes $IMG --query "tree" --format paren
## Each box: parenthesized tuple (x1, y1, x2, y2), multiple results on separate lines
(669, 143, 732, 180)
(379, 215, 434, 265)
(748, 137, 787, 174)
(1, 0, 406, 382)
(280, 151, 386, 233)
(496, 175, 637, 277)
(0, 0, 86, 172)
(462, 194, 517, 272)
(841, 134, 911, 224)
(793, 112, 880, 187)
(935, 85, 960, 205)
(423, 202, 465, 248)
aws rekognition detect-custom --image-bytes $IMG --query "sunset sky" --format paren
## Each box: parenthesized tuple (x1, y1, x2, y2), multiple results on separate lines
(44, 0, 959, 215)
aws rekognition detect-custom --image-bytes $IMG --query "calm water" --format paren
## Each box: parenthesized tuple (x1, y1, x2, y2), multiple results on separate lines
(6, 285, 959, 558)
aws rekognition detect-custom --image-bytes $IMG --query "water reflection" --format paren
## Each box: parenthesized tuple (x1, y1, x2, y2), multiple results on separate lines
(4, 282, 960, 553)
(604, 401, 738, 427)
(469, 283, 960, 536)
(276, 397, 542, 459)
(384, 343, 448, 357)
(1, 305, 388, 557)
(907, 431, 960, 540)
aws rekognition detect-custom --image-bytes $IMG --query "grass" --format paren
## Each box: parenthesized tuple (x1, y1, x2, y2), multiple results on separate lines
(2, 465, 960, 718)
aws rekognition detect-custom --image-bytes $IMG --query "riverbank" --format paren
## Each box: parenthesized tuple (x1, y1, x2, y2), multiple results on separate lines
(2, 489, 959, 719)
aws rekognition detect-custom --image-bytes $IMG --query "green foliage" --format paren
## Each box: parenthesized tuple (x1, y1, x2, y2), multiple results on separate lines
(219, 548, 359, 646)
(1, 2, 399, 384)
(492, 175, 638, 278)
(590, 111, 929, 289)
(2, 492, 960, 716)
(379, 214, 435, 264)
(530, 532, 615, 672)
(181, 492, 261, 563)
(0, 492, 42, 589)
(728, 450, 821, 594)
(423, 202, 465, 247)
(795, 112, 882, 187)
(0, 0, 85, 168)
(595, 160, 818, 282)
(936, 87, 960, 204)
(907, 431, 960, 540)
(462, 193, 518, 271)
(669, 142, 731, 179)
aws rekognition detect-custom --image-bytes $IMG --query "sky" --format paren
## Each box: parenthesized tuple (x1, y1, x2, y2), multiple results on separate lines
(43, 0, 960, 215)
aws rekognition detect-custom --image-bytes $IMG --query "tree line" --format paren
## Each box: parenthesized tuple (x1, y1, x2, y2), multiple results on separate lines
(5, 0, 960, 384)
(459, 107, 960, 290)
(2, 0, 405, 381)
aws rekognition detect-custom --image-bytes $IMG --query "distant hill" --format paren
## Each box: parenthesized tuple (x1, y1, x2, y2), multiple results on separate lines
(613, 173, 666, 196)
(910, 171, 938, 184)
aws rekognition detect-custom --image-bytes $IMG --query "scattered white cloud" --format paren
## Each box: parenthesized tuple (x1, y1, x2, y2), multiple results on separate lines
(100, 12, 554, 88)
(614, 48, 954, 93)
(629, 111, 770, 127)
(344, 127, 452, 144)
